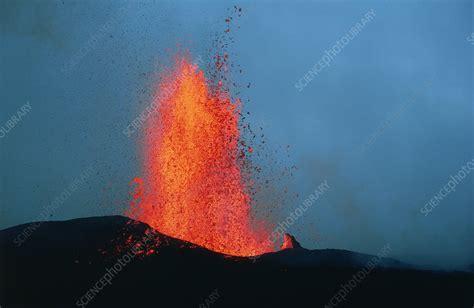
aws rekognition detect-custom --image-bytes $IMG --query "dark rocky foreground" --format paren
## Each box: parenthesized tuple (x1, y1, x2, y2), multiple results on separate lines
(0, 216, 472, 308)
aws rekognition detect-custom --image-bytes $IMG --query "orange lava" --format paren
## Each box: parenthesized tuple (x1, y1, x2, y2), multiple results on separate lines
(127, 54, 274, 257)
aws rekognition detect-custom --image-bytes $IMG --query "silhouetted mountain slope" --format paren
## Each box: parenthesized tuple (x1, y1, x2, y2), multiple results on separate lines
(0, 216, 472, 308)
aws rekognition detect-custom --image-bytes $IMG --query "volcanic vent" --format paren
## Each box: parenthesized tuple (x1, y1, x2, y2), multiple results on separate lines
(280, 233, 302, 250)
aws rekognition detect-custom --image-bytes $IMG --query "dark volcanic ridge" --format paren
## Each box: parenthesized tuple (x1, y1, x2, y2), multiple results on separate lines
(1, 216, 472, 308)
(0, 215, 406, 268)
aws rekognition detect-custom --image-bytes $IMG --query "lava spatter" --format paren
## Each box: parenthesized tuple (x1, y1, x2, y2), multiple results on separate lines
(127, 54, 274, 257)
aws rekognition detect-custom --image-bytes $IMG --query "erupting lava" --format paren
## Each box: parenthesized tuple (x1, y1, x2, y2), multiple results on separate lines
(127, 54, 274, 256)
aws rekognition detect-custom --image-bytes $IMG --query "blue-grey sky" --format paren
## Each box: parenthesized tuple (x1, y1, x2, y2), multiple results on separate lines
(1, 0, 472, 269)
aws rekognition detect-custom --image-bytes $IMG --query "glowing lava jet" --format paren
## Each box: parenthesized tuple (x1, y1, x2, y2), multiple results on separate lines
(127, 54, 274, 257)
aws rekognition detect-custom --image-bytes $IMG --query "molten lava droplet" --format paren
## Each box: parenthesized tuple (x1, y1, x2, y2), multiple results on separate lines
(127, 54, 274, 257)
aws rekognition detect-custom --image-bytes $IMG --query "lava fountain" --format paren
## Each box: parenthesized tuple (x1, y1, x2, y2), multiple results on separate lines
(127, 54, 275, 256)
